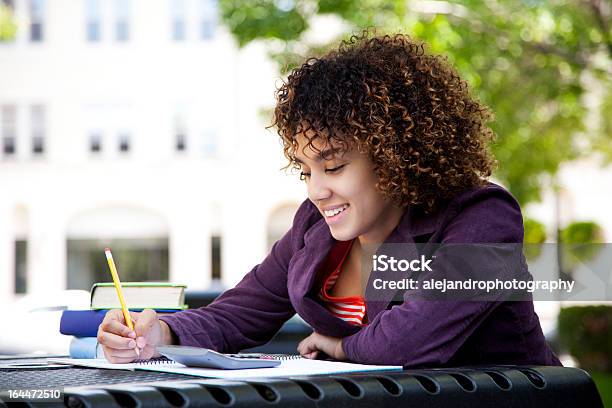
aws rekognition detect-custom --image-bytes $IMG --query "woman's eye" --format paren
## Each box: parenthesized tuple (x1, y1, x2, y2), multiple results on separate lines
(326, 164, 346, 173)
(298, 164, 344, 181)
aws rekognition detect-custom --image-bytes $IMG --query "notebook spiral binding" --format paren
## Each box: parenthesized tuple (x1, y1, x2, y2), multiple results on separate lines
(134, 357, 174, 365)
(260, 354, 304, 360)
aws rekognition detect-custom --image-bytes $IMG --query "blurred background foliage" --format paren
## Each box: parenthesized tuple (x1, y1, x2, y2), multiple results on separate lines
(523, 217, 547, 259)
(558, 305, 612, 405)
(559, 220, 605, 273)
(0, 3, 18, 40)
(559, 305, 612, 372)
(218, 0, 612, 207)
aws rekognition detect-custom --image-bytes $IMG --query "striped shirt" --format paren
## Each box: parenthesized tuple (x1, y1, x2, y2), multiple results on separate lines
(318, 239, 367, 326)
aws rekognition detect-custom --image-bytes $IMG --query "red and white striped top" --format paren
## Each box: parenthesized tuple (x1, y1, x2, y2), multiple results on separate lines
(318, 239, 367, 326)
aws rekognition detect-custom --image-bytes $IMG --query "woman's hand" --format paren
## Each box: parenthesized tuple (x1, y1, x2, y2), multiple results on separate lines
(97, 309, 173, 363)
(297, 332, 347, 360)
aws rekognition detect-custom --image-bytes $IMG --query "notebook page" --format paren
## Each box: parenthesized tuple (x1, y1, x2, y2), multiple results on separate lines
(135, 358, 402, 379)
(48, 358, 180, 371)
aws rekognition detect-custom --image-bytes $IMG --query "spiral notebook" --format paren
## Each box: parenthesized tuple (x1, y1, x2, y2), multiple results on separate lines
(49, 355, 402, 379)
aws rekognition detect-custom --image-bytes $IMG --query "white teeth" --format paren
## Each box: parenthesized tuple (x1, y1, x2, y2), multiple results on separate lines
(324, 205, 348, 217)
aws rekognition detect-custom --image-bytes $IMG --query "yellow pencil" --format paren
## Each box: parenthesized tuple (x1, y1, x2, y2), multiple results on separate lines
(104, 248, 140, 358)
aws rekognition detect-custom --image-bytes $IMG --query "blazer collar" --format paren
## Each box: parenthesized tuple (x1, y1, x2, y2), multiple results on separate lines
(391, 204, 442, 241)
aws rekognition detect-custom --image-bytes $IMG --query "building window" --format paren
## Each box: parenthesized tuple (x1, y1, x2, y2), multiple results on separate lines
(200, 0, 217, 40)
(3, 137, 15, 155)
(118, 132, 130, 152)
(1, 105, 17, 157)
(170, 0, 186, 41)
(176, 133, 186, 151)
(89, 132, 102, 152)
(32, 136, 44, 154)
(211, 235, 221, 280)
(15, 240, 27, 294)
(114, 0, 130, 42)
(85, 0, 102, 42)
(29, 0, 45, 42)
(31, 105, 45, 155)
(174, 112, 187, 151)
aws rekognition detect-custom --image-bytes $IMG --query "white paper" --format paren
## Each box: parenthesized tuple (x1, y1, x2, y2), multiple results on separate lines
(48, 358, 180, 371)
(49, 357, 402, 379)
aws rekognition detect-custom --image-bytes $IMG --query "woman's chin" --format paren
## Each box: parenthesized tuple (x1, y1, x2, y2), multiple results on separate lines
(328, 227, 357, 242)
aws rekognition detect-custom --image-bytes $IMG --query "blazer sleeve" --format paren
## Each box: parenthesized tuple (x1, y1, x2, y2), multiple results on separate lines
(159, 200, 315, 353)
(341, 188, 525, 367)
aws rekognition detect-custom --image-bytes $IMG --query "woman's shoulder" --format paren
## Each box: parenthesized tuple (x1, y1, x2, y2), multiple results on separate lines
(284, 199, 324, 246)
(437, 181, 524, 243)
(448, 182, 521, 213)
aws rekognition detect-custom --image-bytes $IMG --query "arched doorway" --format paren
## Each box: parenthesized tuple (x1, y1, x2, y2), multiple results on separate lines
(266, 203, 300, 252)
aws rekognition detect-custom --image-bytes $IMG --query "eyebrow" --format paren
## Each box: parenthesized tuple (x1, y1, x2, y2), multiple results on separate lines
(293, 147, 343, 164)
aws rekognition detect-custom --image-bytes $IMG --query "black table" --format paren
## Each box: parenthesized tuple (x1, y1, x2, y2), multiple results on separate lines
(0, 357, 603, 407)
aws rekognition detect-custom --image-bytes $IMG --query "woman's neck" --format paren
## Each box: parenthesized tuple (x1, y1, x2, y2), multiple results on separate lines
(357, 205, 405, 247)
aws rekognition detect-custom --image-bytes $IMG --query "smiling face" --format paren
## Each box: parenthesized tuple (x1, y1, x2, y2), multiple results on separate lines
(293, 133, 405, 245)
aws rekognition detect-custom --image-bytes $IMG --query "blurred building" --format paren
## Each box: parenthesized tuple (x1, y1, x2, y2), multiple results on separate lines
(1, 1, 610, 325)
(0, 0, 305, 305)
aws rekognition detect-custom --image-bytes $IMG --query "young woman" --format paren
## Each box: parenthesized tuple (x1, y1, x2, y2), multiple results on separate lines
(98, 33, 561, 367)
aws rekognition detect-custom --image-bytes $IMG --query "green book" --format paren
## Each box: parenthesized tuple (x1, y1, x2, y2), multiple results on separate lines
(90, 282, 188, 310)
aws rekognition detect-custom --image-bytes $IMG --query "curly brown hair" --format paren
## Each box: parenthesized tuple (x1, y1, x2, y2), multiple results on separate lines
(272, 32, 497, 213)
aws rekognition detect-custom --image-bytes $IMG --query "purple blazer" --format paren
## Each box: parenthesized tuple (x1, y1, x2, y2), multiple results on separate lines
(160, 183, 562, 367)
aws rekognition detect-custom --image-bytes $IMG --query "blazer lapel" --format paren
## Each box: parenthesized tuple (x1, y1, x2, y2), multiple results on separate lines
(364, 205, 442, 323)
(287, 218, 362, 337)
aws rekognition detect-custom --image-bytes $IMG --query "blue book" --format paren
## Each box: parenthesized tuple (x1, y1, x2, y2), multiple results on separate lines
(60, 310, 107, 337)
(69, 337, 104, 359)
(60, 309, 180, 337)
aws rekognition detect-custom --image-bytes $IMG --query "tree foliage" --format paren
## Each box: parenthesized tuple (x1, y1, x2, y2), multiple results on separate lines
(0, 4, 18, 41)
(218, 0, 612, 205)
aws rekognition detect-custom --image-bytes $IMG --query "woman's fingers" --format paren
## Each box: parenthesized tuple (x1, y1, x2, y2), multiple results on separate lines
(100, 318, 136, 338)
(98, 309, 145, 363)
(134, 309, 157, 337)
(137, 344, 157, 360)
(97, 330, 138, 350)
(99, 309, 139, 336)
(297, 332, 344, 360)
(133, 309, 161, 350)
(297, 333, 319, 357)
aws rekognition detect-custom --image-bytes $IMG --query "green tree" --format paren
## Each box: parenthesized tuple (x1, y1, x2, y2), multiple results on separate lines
(218, 0, 612, 206)
(523, 217, 547, 260)
(0, 3, 17, 41)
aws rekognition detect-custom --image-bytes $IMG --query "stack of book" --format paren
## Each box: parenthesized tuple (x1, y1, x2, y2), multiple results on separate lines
(60, 282, 187, 358)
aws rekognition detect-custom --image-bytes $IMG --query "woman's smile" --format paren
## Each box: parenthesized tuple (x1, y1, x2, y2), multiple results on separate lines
(322, 203, 350, 224)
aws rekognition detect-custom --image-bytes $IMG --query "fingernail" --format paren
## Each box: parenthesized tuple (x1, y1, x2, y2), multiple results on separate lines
(128, 332, 136, 338)
(128, 341, 136, 348)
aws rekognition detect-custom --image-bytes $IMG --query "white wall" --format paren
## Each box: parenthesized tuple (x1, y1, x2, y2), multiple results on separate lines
(0, 0, 306, 306)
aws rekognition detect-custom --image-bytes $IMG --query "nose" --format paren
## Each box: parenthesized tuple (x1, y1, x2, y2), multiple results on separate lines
(307, 172, 332, 203)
